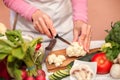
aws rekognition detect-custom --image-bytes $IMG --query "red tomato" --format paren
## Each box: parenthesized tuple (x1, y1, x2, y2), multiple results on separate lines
(35, 43, 41, 51)
(37, 69, 46, 77)
(91, 52, 113, 74)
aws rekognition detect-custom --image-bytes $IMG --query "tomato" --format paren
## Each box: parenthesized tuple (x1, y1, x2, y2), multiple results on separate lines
(35, 43, 41, 51)
(91, 52, 113, 74)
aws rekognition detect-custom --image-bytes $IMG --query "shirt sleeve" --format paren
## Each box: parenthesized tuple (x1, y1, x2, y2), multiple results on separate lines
(71, 0, 88, 23)
(3, 0, 38, 21)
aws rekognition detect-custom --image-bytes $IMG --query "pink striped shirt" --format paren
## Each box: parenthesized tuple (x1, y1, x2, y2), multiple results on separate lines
(3, 0, 87, 22)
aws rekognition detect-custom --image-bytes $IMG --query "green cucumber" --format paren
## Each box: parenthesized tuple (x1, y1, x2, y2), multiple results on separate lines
(54, 71, 63, 78)
(59, 70, 69, 76)
(49, 74, 58, 80)
(55, 70, 68, 77)
(49, 69, 69, 80)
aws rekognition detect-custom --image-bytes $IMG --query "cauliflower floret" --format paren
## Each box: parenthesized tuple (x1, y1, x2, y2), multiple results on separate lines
(0, 23, 7, 35)
(66, 42, 86, 57)
(54, 57, 63, 67)
(48, 54, 56, 64)
(48, 54, 66, 67)
(57, 55, 66, 61)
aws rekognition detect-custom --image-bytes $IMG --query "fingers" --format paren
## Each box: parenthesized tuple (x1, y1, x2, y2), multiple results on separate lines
(43, 15, 57, 37)
(84, 25, 92, 52)
(32, 10, 56, 38)
(38, 16, 52, 38)
(78, 24, 92, 52)
(34, 21, 44, 34)
(78, 23, 87, 46)
(73, 29, 79, 42)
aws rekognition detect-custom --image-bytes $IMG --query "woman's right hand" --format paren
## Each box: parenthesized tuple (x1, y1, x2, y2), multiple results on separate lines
(32, 10, 56, 38)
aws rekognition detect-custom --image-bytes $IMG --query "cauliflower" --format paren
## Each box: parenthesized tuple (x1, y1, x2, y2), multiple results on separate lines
(66, 42, 86, 57)
(48, 54, 66, 67)
(54, 57, 63, 67)
(0, 23, 7, 35)
(48, 54, 56, 64)
(57, 55, 66, 61)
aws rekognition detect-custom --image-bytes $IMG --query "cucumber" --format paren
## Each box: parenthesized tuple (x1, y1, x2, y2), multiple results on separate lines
(59, 70, 69, 76)
(49, 69, 69, 80)
(49, 74, 58, 80)
(54, 71, 63, 78)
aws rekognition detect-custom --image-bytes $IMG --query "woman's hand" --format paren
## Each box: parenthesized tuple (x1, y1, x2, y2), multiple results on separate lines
(32, 10, 56, 38)
(73, 20, 92, 52)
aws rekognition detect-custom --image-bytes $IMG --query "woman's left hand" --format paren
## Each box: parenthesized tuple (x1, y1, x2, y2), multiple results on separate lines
(73, 20, 92, 52)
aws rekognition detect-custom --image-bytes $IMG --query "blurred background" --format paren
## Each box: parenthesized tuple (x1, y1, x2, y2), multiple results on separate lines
(0, 0, 120, 40)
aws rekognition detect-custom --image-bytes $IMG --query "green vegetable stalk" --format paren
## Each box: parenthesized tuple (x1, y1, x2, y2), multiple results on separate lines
(101, 41, 120, 61)
(101, 21, 120, 61)
(23, 53, 37, 76)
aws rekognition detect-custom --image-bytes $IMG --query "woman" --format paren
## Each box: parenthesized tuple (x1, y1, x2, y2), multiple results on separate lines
(3, 0, 91, 52)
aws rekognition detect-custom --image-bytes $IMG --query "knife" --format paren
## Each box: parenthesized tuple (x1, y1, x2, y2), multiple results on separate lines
(55, 34, 71, 45)
(41, 39, 56, 63)
(48, 29, 71, 45)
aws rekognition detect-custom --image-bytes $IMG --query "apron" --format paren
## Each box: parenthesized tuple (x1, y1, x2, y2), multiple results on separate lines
(11, 0, 73, 50)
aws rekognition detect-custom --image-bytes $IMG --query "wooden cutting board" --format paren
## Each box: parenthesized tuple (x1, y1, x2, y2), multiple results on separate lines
(45, 48, 100, 72)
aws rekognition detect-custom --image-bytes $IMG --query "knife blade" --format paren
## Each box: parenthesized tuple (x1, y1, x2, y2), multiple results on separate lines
(55, 34, 71, 45)
(48, 29, 71, 45)
(41, 39, 56, 63)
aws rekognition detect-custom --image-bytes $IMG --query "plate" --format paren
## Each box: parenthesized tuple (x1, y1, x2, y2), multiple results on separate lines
(69, 60, 97, 80)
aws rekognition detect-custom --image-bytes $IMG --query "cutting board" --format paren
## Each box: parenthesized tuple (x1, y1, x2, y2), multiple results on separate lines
(45, 48, 100, 72)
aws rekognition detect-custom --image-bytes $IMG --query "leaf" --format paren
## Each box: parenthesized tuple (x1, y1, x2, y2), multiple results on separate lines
(0, 39, 16, 48)
(13, 68, 22, 80)
(7, 55, 16, 62)
(7, 62, 15, 78)
(0, 39, 13, 60)
(29, 37, 43, 47)
(5, 30, 24, 44)
(7, 62, 22, 80)
(12, 46, 25, 60)
(0, 53, 7, 60)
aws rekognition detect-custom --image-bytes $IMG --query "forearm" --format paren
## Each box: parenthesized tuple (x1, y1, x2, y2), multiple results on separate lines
(3, 0, 38, 21)
(71, 0, 88, 23)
